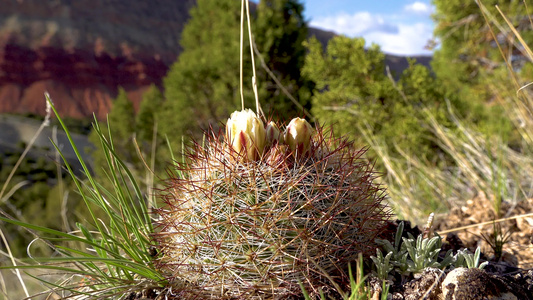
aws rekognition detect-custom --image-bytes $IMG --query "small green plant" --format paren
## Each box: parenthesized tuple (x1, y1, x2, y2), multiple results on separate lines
(480, 221, 513, 261)
(454, 247, 488, 269)
(370, 248, 394, 280)
(372, 222, 454, 279)
(345, 255, 371, 300)
(402, 233, 454, 274)
(372, 220, 493, 282)
(372, 221, 409, 279)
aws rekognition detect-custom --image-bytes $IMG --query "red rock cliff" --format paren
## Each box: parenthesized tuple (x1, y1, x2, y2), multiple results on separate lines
(0, 0, 195, 120)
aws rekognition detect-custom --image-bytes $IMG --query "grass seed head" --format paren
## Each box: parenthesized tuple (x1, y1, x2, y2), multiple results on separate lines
(154, 113, 391, 299)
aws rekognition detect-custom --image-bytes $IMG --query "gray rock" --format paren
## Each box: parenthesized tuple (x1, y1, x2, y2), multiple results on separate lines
(441, 267, 531, 300)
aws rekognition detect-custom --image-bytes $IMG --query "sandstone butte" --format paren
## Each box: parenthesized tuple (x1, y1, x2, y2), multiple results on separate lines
(0, 0, 194, 120)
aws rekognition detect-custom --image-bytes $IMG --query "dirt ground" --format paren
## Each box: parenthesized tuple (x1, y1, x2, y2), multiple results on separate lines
(434, 191, 533, 269)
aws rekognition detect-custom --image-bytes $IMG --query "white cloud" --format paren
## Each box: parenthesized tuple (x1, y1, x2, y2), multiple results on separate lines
(310, 12, 398, 37)
(365, 23, 433, 56)
(309, 11, 433, 56)
(404, 2, 434, 15)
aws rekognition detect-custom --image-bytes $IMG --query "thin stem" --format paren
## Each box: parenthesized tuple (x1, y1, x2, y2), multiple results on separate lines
(240, 0, 245, 110)
(252, 41, 314, 121)
(245, 0, 264, 119)
(438, 212, 533, 235)
(52, 125, 71, 233)
(0, 95, 51, 201)
(0, 228, 29, 297)
(149, 120, 158, 209)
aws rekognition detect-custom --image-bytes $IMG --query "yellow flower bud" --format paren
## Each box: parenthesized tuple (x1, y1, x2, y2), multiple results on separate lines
(265, 121, 283, 146)
(284, 117, 313, 155)
(226, 109, 266, 161)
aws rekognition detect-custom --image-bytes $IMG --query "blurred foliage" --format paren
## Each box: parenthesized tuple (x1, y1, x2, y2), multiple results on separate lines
(0, 147, 85, 257)
(254, 0, 313, 120)
(136, 84, 164, 147)
(89, 88, 137, 179)
(303, 34, 518, 168)
(89, 85, 167, 188)
(431, 0, 531, 150)
(302, 36, 388, 135)
(431, 0, 532, 103)
(50, 117, 93, 135)
(303, 36, 445, 163)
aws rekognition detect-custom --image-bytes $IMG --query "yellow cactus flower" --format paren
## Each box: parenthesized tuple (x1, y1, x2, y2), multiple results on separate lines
(284, 117, 313, 155)
(226, 109, 266, 161)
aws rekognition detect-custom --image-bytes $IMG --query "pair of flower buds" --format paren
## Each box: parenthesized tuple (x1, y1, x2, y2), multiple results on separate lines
(226, 109, 313, 161)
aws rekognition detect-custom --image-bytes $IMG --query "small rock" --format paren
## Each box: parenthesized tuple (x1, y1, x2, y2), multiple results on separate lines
(441, 267, 530, 300)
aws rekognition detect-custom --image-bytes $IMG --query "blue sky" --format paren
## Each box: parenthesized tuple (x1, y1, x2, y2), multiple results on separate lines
(301, 0, 435, 56)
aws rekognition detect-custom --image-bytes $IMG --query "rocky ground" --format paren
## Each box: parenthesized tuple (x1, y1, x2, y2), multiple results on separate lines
(127, 195, 533, 300)
(380, 193, 533, 299)
(435, 192, 533, 270)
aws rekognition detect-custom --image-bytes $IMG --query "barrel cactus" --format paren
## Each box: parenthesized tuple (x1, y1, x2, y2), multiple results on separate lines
(154, 109, 390, 299)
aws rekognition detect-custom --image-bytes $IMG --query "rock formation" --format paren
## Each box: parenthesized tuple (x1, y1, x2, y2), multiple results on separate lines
(0, 0, 194, 120)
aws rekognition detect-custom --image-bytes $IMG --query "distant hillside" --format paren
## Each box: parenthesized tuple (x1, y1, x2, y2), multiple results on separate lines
(0, 0, 430, 120)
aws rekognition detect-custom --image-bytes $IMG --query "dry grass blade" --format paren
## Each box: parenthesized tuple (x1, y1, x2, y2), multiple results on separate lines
(0, 96, 51, 201)
(0, 228, 29, 297)
(494, 5, 533, 61)
(437, 212, 533, 235)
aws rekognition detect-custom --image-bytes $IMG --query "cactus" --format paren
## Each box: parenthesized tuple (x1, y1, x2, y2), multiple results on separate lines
(154, 111, 391, 299)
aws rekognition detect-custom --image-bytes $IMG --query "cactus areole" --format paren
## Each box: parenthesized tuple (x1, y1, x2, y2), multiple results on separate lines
(154, 110, 391, 299)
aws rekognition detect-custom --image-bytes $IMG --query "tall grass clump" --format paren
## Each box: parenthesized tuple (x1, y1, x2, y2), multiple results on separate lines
(0, 95, 166, 298)
(363, 100, 533, 223)
(153, 110, 391, 299)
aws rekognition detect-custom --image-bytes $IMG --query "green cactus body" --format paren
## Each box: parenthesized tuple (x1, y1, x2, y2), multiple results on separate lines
(154, 120, 390, 299)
